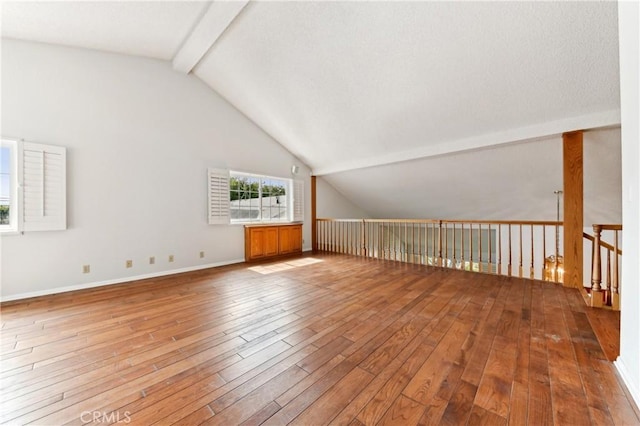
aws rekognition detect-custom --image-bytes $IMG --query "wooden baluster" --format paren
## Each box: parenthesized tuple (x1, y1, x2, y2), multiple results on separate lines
(432, 223, 436, 265)
(487, 224, 495, 274)
(478, 223, 483, 273)
(453, 223, 457, 269)
(353, 222, 356, 255)
(332, 222, 336, 253)
(443, 223, 448, 268)
(461, 223, 466, 270)
(327, 222, 330, 252)
(362, 220, 367, 257)
(419, 223, 423, 264)
(470, 223, 474, 270)
(393, 223, 397, 261)
(438, 220, 443, 267)
(508, 225, 512, 276)
(327, 221, 330, 252)
(322, 221, 325, 251)
(530, 224, 535, 279)
(519, 224, 523, 278)
(330, 222, 334, 252)
(591, 224, 603, 307)
(344, 222, 348, 254)
(404, 223, 407, 262)
(612, 230, 620, 310)
(387, 222, 391, 260)
(411, 223, 415, 264)
(325, 222, 328, 252)
(498, 225, 502, 276)
(606, 250, 612, 306)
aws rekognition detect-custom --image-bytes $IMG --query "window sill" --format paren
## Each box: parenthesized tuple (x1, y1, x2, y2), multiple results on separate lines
(240, 222, 302, 227)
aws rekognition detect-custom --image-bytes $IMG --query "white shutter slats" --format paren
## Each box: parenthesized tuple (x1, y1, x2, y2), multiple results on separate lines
(293, 179, 304, 222)
(22, 142, 66, 231)
(208, 168, 230, 225)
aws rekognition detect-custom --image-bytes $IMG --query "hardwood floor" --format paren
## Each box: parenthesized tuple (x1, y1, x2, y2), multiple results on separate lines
(1, 253, 638, 425)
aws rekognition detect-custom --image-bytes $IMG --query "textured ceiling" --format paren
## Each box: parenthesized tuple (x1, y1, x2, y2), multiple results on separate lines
(1, 1, 209, 60)
(195, 1, 620, 174)
(1, 1, 622, 221)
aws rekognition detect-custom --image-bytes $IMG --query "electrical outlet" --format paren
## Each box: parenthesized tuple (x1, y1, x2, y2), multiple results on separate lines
(82, 265, 90, 274)
(199, 251, 205, 259)
(126, 260, 133, 268)
(168, 255, 174, 262)
(149, 256, 155, 265)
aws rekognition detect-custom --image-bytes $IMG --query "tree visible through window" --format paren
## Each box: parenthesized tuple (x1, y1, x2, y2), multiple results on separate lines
(0, 144, 12, 226)
(230, 173, 288, 222)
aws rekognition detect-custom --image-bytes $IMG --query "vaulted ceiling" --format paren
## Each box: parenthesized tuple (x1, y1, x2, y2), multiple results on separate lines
(1, 1, 622, 221)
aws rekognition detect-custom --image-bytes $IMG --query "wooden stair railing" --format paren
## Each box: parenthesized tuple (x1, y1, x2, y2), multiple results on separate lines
(316, 218, 564, 283)
(584, 224, 622, 310)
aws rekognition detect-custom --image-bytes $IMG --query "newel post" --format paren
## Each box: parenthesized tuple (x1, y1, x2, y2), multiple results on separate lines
(591, 224, 603, 307)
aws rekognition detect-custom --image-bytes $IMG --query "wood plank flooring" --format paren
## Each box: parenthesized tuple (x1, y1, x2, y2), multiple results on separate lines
(1, 253, 638, 425)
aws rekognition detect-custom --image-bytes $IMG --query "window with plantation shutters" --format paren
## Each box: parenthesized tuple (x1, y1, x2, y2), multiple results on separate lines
(208, 168, 230, 225)
(22, 142, 67, 231)
(293, 179, 304, 222)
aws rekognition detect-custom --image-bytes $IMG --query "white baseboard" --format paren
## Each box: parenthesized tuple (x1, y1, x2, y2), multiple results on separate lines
(0, 258, 245, 302)
(614, 357, 640, 411)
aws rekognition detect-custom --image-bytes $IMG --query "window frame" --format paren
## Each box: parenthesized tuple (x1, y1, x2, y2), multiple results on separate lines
(229, 171, 292, 225)
(0, 139, 20, 234)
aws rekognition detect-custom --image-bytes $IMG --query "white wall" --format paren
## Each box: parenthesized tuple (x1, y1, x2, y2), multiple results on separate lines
(0, 39, 312, 300)
(316, 176, 370, 218)
(616, 1, 640, 409)
(584, 127, 622, 225)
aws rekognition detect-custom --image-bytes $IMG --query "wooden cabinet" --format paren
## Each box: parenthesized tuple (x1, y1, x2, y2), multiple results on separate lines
(245, 223, 303, 262)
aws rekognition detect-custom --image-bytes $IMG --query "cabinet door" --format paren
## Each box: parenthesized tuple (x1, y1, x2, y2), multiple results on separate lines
(279, 226, 292, 254)
(265, 227, 279, 256)
(249, 228, 266, 259)
(291, 225, 302, 252)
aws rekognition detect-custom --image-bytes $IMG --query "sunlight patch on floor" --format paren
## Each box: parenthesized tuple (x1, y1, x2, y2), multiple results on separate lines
(248, 257, 324, 275)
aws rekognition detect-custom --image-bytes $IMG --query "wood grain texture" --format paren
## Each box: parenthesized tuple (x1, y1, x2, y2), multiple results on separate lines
(563, 130, 584, 288)
(1, 253, 637, 425)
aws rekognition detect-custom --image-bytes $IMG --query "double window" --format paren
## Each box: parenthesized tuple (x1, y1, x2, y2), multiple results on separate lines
(0, 139, 67, 234)
(208, 169, 303, 225)
(230, 173, 289, 222)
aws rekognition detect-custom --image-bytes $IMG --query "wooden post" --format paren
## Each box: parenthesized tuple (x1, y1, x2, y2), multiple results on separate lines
(563, 131, 584, 288)
(311, 175, 317, 252)
(612, 230, 620, 310)
(591, 224, 603, 307)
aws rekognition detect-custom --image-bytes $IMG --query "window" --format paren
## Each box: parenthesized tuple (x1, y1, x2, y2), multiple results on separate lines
(0, 139, 67, 233)
(207, 169, 304, 225)
(0, 140, 17, 231)
(230, 172, 289, 223)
